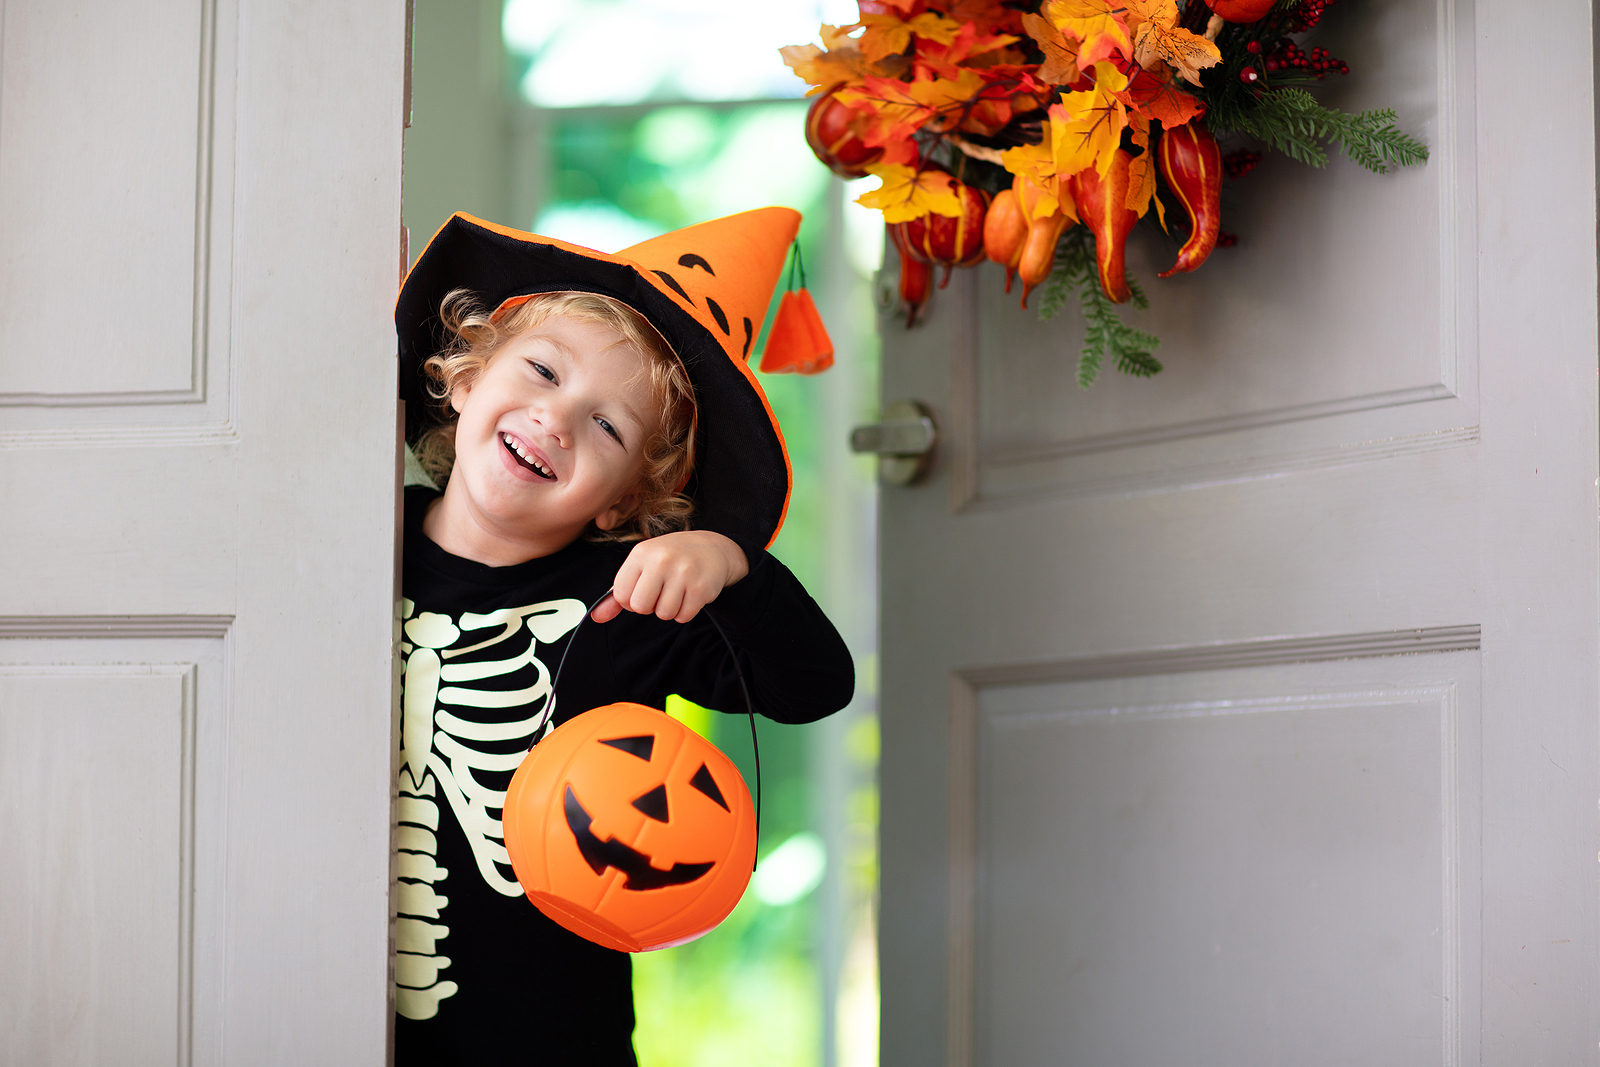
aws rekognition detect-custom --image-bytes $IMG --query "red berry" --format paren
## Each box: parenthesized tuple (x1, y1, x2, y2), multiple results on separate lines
(1222, 149, 1263, 179)
(1246, 40, 1262, 54)
(1240, 66, 1260, 84)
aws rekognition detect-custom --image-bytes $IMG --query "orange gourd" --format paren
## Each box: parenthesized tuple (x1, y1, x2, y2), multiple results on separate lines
(1067, 150, 1138, 304)
(983, 188, 1028, 293)
(899, 179, 990, 288)
(1206, 0, 1276, 22)
(502, 702, 756, 953)
(805, 85, 884, 178)
(888, 222, 933, 326)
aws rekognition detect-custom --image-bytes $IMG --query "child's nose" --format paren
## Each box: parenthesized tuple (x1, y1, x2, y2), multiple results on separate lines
(532, 398, 575, 446)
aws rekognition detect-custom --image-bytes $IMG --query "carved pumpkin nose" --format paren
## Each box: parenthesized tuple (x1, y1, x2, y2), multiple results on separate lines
(632, 784, 669, 822)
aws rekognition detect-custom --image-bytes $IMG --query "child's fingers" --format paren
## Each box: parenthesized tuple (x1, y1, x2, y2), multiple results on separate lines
(673, 590, 709, 624)
(611, 554, 643, 609)
(624, 568, 667, 617)
(590, 593, 622, 624)
(654, 582, 686, 622)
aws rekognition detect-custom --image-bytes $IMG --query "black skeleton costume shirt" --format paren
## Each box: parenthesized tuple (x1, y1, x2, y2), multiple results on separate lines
(394, 486, 854, 1065)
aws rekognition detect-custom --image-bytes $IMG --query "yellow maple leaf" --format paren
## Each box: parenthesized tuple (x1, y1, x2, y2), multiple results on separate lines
(1044, 0, 1133, 69)
(907, 12, 965, 45)
(1050, 61, 1130, 176)
(906, 67, 986, 120)
(1000, 142, 1064, 218)
(859, 11, 965, 63)
(856, 164, 964, 223)
(1124, 0, 1220, 85)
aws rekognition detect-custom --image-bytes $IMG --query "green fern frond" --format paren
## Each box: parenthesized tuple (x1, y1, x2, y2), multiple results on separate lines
(1211, 88, 1429, 174)
(1039, 229, 1162, 387)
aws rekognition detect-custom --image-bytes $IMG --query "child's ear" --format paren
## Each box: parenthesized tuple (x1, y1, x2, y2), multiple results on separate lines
(448, 379, 470, 414)
(594, 490, 641, 532)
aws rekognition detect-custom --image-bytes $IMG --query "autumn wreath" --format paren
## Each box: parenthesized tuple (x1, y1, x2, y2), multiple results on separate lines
(782, 0, 1428, 385)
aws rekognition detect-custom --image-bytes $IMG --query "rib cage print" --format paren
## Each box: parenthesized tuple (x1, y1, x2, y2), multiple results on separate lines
(394, 595, 587, 1021)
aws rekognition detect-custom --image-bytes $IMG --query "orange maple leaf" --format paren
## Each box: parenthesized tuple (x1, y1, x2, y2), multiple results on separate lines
(934, 0, 1026, 36)
(780, 43, 871, 92)
(1021, 12, 1082, 86)
(1116, 65, 1205, 126)
(856, 163, 965, 222)
(879, 137, 920, 165)
(819, 23, 864, 52)
(1121, 114, 1165, 226)
(913, 21, 1021, 79)
(1124, 0, 1220, 86)
(835, 69, 986, 144)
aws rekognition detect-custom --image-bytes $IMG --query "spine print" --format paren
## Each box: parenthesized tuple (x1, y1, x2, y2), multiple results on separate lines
(395, 599, 458, 1021)
(393, 597, 586, 1020)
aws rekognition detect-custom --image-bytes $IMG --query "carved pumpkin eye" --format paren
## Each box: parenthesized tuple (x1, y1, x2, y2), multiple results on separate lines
(601, 734, 654, 760)
(690, 762, 729, 811)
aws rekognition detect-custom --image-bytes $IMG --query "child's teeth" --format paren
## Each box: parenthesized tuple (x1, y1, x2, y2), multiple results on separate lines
(504, 434, 553, 478)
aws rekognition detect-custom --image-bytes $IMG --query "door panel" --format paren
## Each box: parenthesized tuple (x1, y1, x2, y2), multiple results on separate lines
(963, 651, 1479, 1067)
(878, 0, 1597, 1063)
(0, 1, 405, 1062)
(0, 0, 236, 437)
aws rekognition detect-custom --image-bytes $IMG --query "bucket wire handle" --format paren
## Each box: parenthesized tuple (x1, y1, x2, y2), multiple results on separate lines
(544, 587, 762, 869)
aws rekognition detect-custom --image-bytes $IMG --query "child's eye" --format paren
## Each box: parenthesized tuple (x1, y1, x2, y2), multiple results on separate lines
(594, 416, 623, 444)
(526, 360, 555, 382)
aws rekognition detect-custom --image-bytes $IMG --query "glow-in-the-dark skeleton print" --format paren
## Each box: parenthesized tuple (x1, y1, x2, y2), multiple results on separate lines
(393, 596, 586, 1022)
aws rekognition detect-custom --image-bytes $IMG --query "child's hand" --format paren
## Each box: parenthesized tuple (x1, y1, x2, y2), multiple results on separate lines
(592, 531, 750, 624)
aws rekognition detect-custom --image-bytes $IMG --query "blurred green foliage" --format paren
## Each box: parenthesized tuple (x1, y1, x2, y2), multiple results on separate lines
(542, 102, 837, 1066)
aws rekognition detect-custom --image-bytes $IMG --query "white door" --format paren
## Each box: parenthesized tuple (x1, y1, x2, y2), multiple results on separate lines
(878, 1, 1599, 1063)
(0, 2, 404, 1063)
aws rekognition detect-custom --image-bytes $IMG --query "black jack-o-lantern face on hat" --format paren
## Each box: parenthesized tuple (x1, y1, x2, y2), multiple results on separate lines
(395, 209, 801, 548)
(501, 702, 757, 953)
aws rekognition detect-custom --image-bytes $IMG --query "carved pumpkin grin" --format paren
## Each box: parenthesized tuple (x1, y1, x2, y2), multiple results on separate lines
(563, 784, 714, 890)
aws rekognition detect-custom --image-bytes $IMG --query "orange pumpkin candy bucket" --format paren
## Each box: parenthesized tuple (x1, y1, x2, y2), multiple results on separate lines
(501, 701, 757, 953)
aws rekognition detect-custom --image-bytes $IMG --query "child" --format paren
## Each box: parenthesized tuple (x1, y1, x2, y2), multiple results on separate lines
(391, 208, 855, 1064)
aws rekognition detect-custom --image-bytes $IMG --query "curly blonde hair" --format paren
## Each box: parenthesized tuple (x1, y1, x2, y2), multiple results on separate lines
(414, 289, 697, 541)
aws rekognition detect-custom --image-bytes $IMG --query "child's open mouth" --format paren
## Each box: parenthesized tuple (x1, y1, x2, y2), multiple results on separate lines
(502, 433, 556, 480)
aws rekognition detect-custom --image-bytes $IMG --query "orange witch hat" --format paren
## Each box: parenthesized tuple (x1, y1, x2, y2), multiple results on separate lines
(396, 209, 801, 548)
(759, 243, 834, 375)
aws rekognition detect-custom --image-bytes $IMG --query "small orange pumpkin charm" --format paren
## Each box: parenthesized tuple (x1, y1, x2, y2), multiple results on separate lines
(502, 702, 756, 953)
(760, 289, 834, 374)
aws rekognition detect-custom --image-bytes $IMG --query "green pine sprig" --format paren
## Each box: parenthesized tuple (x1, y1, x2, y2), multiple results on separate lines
(1038, 228, 1162, 387)
(1209, 88, 1429, 174)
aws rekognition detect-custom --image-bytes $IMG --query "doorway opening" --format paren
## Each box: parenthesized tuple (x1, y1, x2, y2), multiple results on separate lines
(404, 4, 881, 1064)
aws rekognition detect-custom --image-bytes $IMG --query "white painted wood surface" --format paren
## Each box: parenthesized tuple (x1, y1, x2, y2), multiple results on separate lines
(877, 0, 1599, 1063)
(0, 1, 404, 1062)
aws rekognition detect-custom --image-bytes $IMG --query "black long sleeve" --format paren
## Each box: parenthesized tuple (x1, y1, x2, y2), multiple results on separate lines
(393, 485, 853, 1065)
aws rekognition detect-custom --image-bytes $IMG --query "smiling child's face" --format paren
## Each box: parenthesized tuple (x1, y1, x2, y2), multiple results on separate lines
(439, 314, 663, 558)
